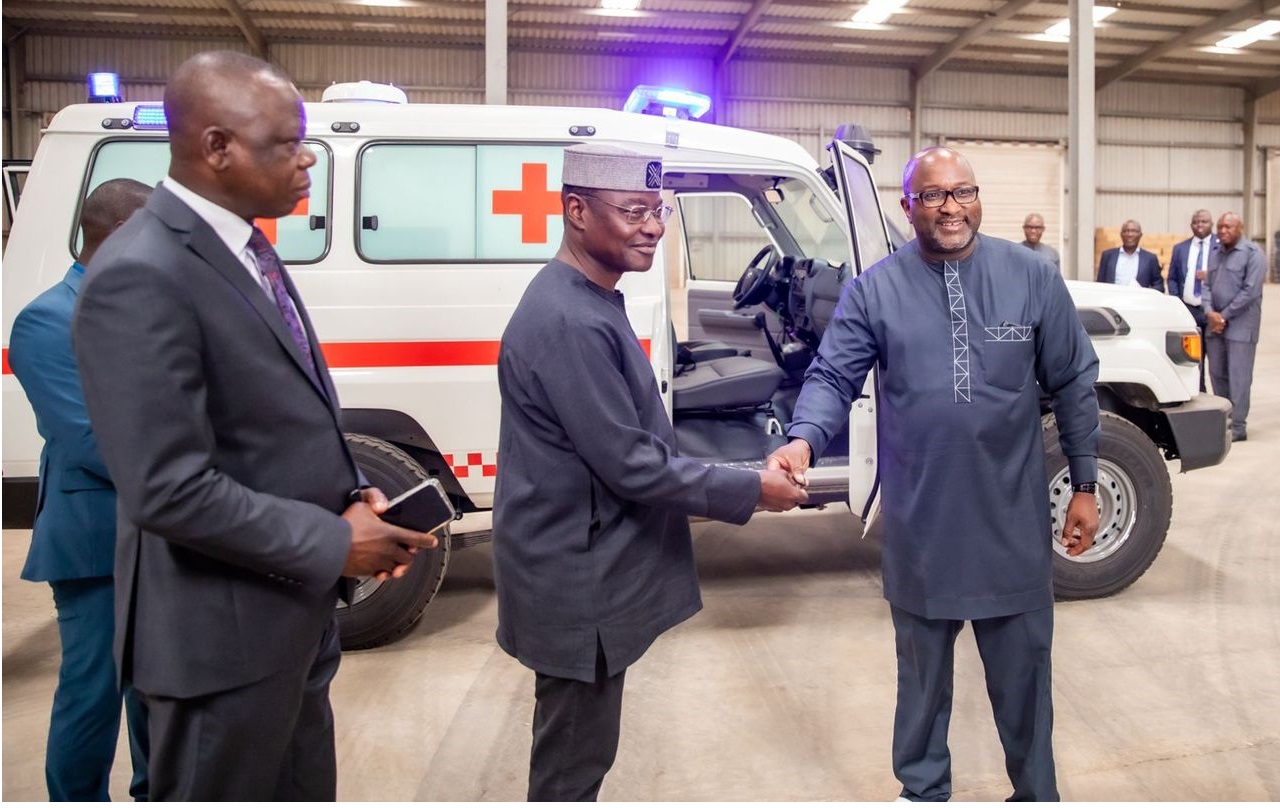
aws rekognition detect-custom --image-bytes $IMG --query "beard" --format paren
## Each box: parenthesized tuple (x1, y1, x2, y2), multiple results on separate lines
(920, 215, 976, 255)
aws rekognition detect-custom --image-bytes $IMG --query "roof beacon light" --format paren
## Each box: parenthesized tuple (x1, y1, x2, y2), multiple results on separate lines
(88, 72, 122, 103)
(623, 85, 711, 120)
(321, 81, 408, 104)
(132, 104, 169, 130)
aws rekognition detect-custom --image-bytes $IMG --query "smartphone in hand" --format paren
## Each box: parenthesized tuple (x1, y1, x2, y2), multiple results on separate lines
(383, 477, 456, 535)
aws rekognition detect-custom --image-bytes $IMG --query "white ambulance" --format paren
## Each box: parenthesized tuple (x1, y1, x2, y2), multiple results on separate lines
(2, 83, 1231, 649)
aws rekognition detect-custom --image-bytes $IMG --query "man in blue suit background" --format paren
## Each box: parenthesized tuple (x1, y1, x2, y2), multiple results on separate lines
(1167, 209, 1217, 393)
(9, 178, 153, 801)
(1096, 219, 1164, 291)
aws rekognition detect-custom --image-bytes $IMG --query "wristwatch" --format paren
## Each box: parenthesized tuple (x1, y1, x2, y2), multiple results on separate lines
(1071, 482, 1098, 494)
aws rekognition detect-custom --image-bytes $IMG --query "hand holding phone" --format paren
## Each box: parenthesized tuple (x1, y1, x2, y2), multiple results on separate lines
(382, 477, 456, 535)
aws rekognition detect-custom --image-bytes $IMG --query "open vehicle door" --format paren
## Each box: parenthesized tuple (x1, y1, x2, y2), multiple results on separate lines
(827, 140, 894, 524)
(2, 161, 31, 245)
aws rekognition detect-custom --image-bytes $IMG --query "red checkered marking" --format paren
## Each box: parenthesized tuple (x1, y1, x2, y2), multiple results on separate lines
(443, 451, 497, 479)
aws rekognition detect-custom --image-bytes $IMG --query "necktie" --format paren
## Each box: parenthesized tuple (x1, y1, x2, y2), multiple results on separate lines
(247, 227, 319, 380)
(1193, 240, 1204, 297)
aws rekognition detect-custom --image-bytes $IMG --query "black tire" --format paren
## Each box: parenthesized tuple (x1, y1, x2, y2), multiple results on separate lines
(1044, 411, 1172, 600)
(337, 434, 451, 650)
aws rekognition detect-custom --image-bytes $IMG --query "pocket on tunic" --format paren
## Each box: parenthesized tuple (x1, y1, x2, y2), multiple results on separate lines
(980, 325, 1034, 392)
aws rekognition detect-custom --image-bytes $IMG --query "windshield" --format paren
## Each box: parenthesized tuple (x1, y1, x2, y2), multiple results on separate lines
(769, 176, 851, 265)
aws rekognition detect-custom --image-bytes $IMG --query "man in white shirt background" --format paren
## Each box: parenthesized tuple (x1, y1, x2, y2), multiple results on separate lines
(1167, 209, 1216, 392)
(1096, 219, 1164, 291)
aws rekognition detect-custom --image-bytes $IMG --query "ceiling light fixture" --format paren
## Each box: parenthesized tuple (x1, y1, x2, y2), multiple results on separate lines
(91, 10, 140, 18)
(352, 21, 399, 29)
(851, 0, 908, 26)
(352, 0, 418, 7)
(602, 0, 640, 10)
(1216, 19, 1280, 49)
(1041, 6, 1117, 41)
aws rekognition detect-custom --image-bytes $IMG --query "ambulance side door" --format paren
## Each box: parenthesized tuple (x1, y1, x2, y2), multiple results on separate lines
(828, 141, 894, 522)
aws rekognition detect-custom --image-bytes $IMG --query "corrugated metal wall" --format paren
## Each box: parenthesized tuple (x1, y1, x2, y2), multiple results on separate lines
(7, 33, 1279, 237)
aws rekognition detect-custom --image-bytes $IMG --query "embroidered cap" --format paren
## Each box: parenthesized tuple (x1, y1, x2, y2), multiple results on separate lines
(562, 144, 663, 192)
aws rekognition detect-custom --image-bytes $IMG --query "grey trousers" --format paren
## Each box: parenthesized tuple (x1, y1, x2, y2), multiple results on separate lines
(891, 605, 1057, 802)
(528, 642, 626, 802)
(143, 617, 341, 801)
(1206, 335, 1257, 433)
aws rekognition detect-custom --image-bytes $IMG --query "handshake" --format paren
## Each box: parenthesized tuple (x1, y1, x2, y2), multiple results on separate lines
(756, 438, 815, 512)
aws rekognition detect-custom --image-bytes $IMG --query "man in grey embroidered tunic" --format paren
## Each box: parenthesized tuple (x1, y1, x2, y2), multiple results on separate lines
(768, 147, 1101, 801)
(494, 144, 808, 801)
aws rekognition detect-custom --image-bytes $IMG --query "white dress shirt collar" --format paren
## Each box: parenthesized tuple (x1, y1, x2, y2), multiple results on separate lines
(162, 176, 254, 263)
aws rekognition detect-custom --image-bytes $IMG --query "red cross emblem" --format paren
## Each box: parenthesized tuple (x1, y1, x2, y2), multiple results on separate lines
(491, 163, 563, 244)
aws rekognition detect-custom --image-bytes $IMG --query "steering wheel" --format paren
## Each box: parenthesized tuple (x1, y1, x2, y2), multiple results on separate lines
(732, 246, 780, 309)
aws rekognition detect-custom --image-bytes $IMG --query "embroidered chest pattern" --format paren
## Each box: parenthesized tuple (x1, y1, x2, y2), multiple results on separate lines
(945, 261, 971, 404)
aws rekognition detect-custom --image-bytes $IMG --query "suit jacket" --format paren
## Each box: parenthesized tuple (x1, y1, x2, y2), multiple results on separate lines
(1096, 247, 1164, 292)
(9, 264, 117, 582)
(74, 185, 360, 699)
(1167, 236, 1218, 302)
(1204, 237, 1265, 344)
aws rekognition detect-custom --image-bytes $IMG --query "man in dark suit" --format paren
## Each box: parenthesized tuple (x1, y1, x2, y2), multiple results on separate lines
(72, 51, 438, 801)
(1096, 219, 1164, 291)
(1204, 212, 1265, 442)
(1167, 209, 1217, 392)
(9, 179, 153, 801)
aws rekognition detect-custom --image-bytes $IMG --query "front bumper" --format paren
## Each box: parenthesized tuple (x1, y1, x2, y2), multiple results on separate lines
(1163, 393, 1232, 472)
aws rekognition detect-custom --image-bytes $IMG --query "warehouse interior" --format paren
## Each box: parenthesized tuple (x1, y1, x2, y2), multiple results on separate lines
(3, 0, 1279, 801)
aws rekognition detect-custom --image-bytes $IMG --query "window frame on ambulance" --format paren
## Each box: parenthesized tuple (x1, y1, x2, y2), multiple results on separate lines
(72, 137, 335, 265)
(677, 192, 768, 283)
(353, 139, 574, 265)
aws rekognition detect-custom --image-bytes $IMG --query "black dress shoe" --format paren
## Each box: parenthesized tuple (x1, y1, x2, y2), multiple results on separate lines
(1231, 432, 1247, 442)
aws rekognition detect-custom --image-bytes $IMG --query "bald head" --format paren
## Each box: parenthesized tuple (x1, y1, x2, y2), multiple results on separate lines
(80, 178, 152, 264)
(1217, 211, 1243, 248)
(1120, 219, 1142, 252)
(165, 52, 294, 153)
(899, 146, 982, 261)
(162, 51, 315, 220)
(902, 147, 974, 196)
(1190, 208, 1213, 239)
(1023, 212, 1045, 246)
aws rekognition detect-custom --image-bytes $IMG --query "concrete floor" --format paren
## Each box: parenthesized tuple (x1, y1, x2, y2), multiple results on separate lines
(5, 292, 1280, 801)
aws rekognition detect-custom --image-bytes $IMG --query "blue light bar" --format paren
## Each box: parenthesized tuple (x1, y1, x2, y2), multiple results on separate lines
(132, 104, 169, 130)
(87, 72, 121, 103)
(623, 85, 711, 120)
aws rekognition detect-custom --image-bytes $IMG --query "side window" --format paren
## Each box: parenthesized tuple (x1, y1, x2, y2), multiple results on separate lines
(76, 140, 169, 257)
(771, 178, 850, 265)
(357, 143, 565, 262)
(677, 193, 770, 281)
(266, 145, 331, 264)
(78, 140, 331, 263)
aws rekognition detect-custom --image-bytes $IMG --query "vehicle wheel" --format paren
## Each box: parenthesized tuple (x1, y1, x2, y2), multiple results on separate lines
(1044, 411, 1172, 599)
(337, 434, 451, 650)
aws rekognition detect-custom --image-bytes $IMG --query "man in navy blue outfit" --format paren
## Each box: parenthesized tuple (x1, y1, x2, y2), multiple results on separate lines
(9, 178, 153, 801)
(769, 147, 1100, 801)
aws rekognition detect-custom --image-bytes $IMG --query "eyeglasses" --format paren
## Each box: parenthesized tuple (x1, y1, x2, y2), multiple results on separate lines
(576, 193, 674, 225)
(904, 186, 980, 208)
